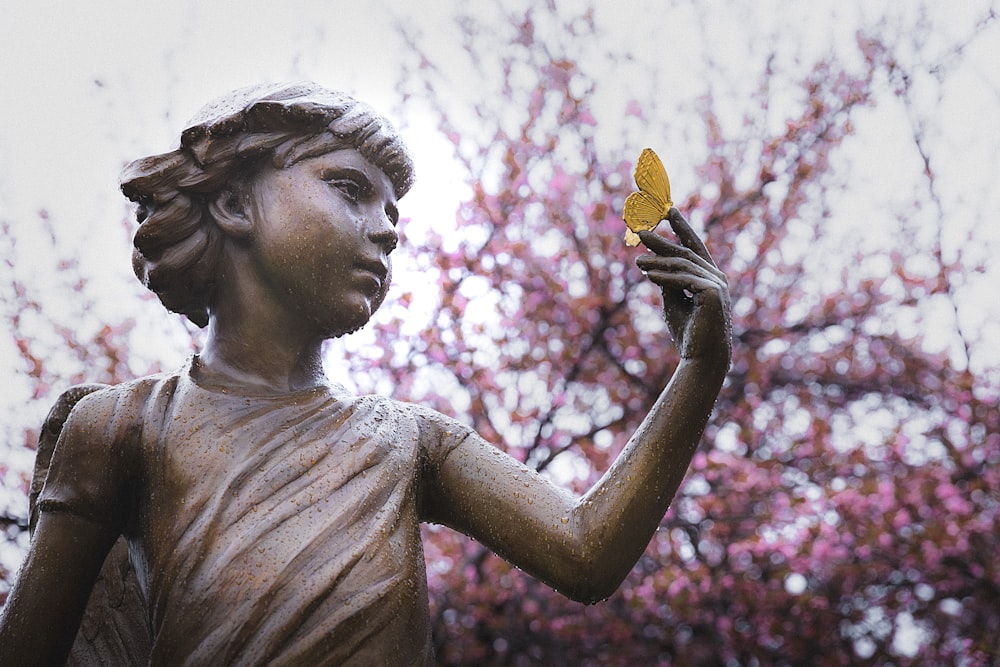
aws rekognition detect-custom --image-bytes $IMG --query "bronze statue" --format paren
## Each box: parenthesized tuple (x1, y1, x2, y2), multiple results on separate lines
(0, 82, 732, 665)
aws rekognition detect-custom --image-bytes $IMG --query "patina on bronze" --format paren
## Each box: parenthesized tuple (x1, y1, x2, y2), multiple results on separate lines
(0, 82, 732, 666)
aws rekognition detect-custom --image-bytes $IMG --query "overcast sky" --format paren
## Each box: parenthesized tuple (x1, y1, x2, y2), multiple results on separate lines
(1, 0, 997, 428)
(2, 1, 997, 390)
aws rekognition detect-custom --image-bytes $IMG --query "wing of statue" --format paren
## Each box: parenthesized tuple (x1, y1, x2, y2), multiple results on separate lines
(31, 385, 153, 666)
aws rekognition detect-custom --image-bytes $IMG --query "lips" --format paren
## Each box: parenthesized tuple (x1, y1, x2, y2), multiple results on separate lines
(355, 259, 388, 290)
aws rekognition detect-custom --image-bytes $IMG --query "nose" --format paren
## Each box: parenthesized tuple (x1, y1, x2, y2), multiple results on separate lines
(367, 209, 398, 253)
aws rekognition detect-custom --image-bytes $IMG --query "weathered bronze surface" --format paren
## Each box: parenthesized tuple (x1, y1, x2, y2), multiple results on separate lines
(0, 82, 732, 665)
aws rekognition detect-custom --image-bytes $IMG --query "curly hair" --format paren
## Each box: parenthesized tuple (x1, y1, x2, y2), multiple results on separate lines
(120, 82, 415, 327)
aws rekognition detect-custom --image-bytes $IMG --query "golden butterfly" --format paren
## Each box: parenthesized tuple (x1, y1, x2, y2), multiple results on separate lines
(622, 148, 673, 246)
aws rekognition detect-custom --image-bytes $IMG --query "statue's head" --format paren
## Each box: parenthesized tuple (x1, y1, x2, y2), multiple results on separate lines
(120, 82, 414, 327)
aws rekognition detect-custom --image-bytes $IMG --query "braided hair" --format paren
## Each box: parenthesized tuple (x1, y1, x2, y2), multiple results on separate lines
(120, 82, 415, 327)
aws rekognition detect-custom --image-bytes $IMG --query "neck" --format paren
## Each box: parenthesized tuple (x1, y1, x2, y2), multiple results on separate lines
(197, 258, 329, 394)
(198, 323, 327, 394)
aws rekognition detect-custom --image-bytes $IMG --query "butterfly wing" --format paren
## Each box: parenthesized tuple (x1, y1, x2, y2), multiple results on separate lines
(623, 191, 665, 246)
(622, 148, 673, 245)
(624, 190, 668, 228)
(633, 148, 672, 210)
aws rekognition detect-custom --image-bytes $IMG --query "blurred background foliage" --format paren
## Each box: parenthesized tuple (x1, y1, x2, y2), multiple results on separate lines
(2, 1, 998, 664)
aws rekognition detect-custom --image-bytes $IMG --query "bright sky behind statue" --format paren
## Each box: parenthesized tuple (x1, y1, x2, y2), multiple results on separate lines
(2, 1, 996, 362)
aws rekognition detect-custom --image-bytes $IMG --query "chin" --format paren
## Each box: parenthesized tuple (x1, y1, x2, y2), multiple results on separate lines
(332, 317, 369, 338)
(321, 299, 380, 339)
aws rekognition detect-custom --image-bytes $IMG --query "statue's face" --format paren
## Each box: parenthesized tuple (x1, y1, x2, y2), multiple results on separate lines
(243, 148, 399, 338)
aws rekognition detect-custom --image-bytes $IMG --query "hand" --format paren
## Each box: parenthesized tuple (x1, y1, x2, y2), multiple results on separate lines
(635, 208, 732, 363)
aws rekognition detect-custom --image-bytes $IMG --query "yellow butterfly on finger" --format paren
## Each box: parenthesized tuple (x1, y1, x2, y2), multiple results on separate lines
(622, 148, 673, 246)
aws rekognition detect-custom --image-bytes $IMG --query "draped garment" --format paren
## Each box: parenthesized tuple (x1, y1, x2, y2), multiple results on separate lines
(38, 359, 473, 665)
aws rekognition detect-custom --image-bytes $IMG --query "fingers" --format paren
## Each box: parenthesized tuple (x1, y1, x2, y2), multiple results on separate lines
(636, 208, 716, 268)
(632, 208, 729, 311)
(649, 272, 724, 318)
(636, 245, 726, 283)
(639, 257, 725, 299)
(666, 208, 715, 264)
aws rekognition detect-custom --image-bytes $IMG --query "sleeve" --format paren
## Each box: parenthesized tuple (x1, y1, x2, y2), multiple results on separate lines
(30, 384, 109, 531)
(409, 403, 481, 523)
(36, 385, 139, 531)
(411, 403, 479, 472)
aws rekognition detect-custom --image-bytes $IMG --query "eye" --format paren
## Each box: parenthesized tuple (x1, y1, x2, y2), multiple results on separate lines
(385, 203, 399, 226)
(331, 179, 362, 203)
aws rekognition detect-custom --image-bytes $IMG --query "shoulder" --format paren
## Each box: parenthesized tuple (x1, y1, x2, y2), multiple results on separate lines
(365, 395, 471, 432)
(57, 373, 173, 434)
(39, 384, 112, 445)
(370, 397, 477, 464)
(33, 376, 166, 527)
(38, 371, 177, 483)
(38, 374, 168, 465)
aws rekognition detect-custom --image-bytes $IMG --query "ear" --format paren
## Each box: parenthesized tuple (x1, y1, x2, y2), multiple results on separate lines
(209, 188, 253, 239)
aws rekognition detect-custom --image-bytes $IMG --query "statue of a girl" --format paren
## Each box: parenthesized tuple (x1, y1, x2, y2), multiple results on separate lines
(0, 82, 732, 665)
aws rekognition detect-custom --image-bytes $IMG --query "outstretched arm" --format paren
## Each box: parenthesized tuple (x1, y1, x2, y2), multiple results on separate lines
(424, 209, 731, 603)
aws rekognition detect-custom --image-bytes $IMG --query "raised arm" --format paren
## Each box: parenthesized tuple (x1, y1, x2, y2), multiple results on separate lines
(424, 209, 731, 603)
